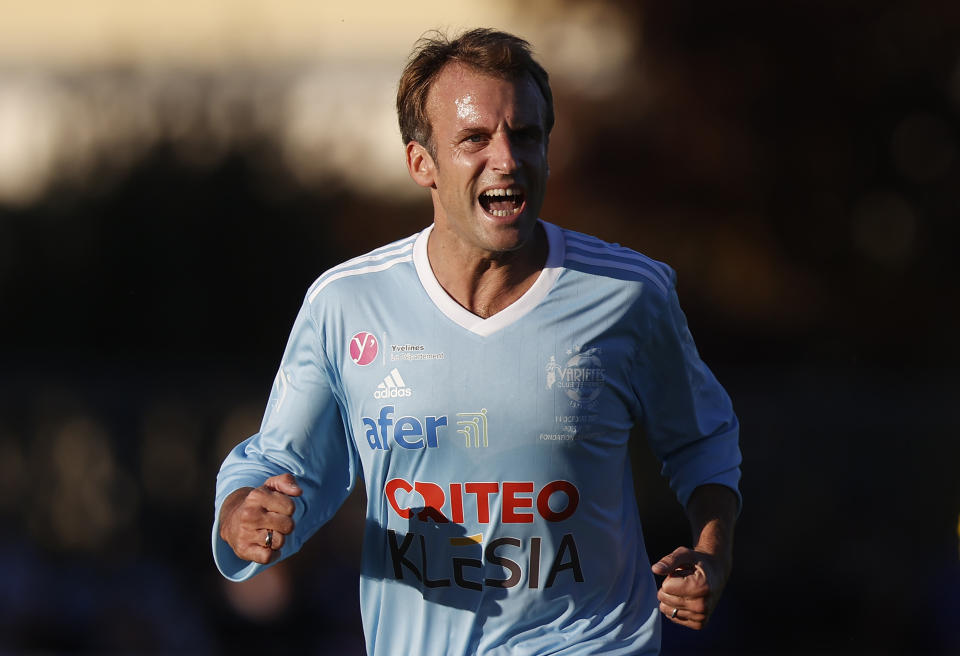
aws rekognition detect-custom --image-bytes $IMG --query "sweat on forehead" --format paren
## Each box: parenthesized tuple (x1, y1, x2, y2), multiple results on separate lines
(425, 63, 544, 127)
(455, 94, 478, 121)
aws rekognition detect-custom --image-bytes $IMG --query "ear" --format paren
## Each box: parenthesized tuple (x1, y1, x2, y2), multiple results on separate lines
(406, 141, 436, 189)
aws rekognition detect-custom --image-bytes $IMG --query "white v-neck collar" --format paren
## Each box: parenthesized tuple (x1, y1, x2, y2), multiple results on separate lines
(413, 220, 565, 337)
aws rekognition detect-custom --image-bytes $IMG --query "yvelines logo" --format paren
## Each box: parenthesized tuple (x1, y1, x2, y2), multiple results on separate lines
(350, 331, 378, 366)
(375, 368, 412, 399)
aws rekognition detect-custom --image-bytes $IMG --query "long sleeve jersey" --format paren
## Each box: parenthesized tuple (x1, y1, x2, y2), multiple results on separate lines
(213, 220, 741, 655)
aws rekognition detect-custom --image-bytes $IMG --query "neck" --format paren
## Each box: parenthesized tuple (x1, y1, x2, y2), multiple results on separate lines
(427, 222, 547, 318)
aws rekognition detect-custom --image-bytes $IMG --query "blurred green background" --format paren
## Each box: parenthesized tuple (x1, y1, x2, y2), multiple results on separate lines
(1, 1, 958, 653)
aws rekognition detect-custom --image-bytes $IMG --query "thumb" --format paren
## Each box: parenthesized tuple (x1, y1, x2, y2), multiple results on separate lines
(651, 546, 694, 576)
(264, 473, 303, 497)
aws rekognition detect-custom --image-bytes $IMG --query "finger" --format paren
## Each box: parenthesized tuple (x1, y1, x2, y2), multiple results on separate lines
(264, 473, 302, 497)
(659, 602, 707, 629)
(249, 486, 297, 516)
(668, 563, 697, 577)
(241, 515, 289, 550)
(262, 511, 295, 536)
(236, 540, 276, 565)
(660, 566, 708, 597)
(259, 528, 286, 551)
(651, 546, 695, 576)
(262, 528, 274, 549)
(658, 589, 707, 615)
(233, 497, 287, 538)
(239, 529, 283, 563)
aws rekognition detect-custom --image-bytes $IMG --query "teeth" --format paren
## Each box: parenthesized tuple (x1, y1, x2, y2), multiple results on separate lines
(481, 188, 521, 197)
(479, 187, 523, 217)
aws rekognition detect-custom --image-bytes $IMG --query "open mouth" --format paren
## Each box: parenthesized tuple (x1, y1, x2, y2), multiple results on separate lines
(478, 187, 525, 217)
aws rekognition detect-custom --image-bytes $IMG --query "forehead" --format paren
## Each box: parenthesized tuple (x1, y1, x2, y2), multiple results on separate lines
(426, 62, 545, 130)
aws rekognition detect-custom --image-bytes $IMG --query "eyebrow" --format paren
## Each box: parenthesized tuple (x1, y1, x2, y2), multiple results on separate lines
(453, 123, 542, 140)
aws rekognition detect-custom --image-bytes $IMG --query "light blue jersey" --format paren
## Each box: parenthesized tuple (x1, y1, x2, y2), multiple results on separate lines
(213, 220, 741, 655)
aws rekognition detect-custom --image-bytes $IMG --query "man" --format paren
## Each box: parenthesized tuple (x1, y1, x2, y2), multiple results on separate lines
(214, 28, 741, 655)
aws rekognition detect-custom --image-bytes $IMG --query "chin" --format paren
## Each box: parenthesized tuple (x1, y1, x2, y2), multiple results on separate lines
(482, 215, 539, 253)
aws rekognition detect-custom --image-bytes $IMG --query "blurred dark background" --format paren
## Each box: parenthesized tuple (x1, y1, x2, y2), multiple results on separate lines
(1, 1, 958, 653)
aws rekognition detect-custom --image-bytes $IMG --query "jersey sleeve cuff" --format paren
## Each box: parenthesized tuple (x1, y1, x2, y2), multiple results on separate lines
(211, 488, 308, 582)
(679, 474, 743, 518)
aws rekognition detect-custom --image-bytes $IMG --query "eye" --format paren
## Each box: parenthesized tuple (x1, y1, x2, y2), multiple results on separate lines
(515, 128, 542, 143)
(465, 134, 486, 143)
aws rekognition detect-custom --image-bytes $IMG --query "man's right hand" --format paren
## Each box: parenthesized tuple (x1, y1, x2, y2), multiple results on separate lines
(218, 473, 302, 564)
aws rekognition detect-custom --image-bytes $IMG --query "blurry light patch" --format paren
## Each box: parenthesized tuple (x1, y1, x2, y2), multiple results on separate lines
(851, 191, 918, 267)
(222, 561, 292, 622)
(51, 416, 115, 488)
(0, 1, 634, 73)
(702, 225, 810, 324)
(281, 65, 414, 198)
(44, 415, 138, 551)
(0, 72, 164, 206)
(0, 76, 61, 205)
(890, 113, 956, 184)
(140, 403, 202, 506)
(531, 1, 636, 97)
(82, 74, 162, 172)
(0, 4, 642, 206)
(0, 1, 512, 67)
(158, 75, 247, 171)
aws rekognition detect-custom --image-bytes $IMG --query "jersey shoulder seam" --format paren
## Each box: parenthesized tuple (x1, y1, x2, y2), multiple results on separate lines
(560, 228, 675, 296)
(306, 232, 419, 303)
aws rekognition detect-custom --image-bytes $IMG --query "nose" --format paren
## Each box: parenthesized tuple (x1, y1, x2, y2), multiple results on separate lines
(489, 132, 519, 174)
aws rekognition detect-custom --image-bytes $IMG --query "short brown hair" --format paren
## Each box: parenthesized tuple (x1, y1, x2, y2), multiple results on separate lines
(396, 28, 555, 153)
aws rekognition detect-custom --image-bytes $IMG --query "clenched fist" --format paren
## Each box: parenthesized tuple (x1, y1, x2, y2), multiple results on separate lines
(218, 473, 302, 565)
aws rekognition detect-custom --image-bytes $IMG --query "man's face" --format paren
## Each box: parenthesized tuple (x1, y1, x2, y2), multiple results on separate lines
(422, 62, 549, 256)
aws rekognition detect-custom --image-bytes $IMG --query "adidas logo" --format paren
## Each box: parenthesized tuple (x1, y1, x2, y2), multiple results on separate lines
(374, 368, 413, 399)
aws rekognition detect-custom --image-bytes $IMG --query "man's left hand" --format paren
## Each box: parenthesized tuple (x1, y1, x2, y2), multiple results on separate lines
(651, 546, 728, 630)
